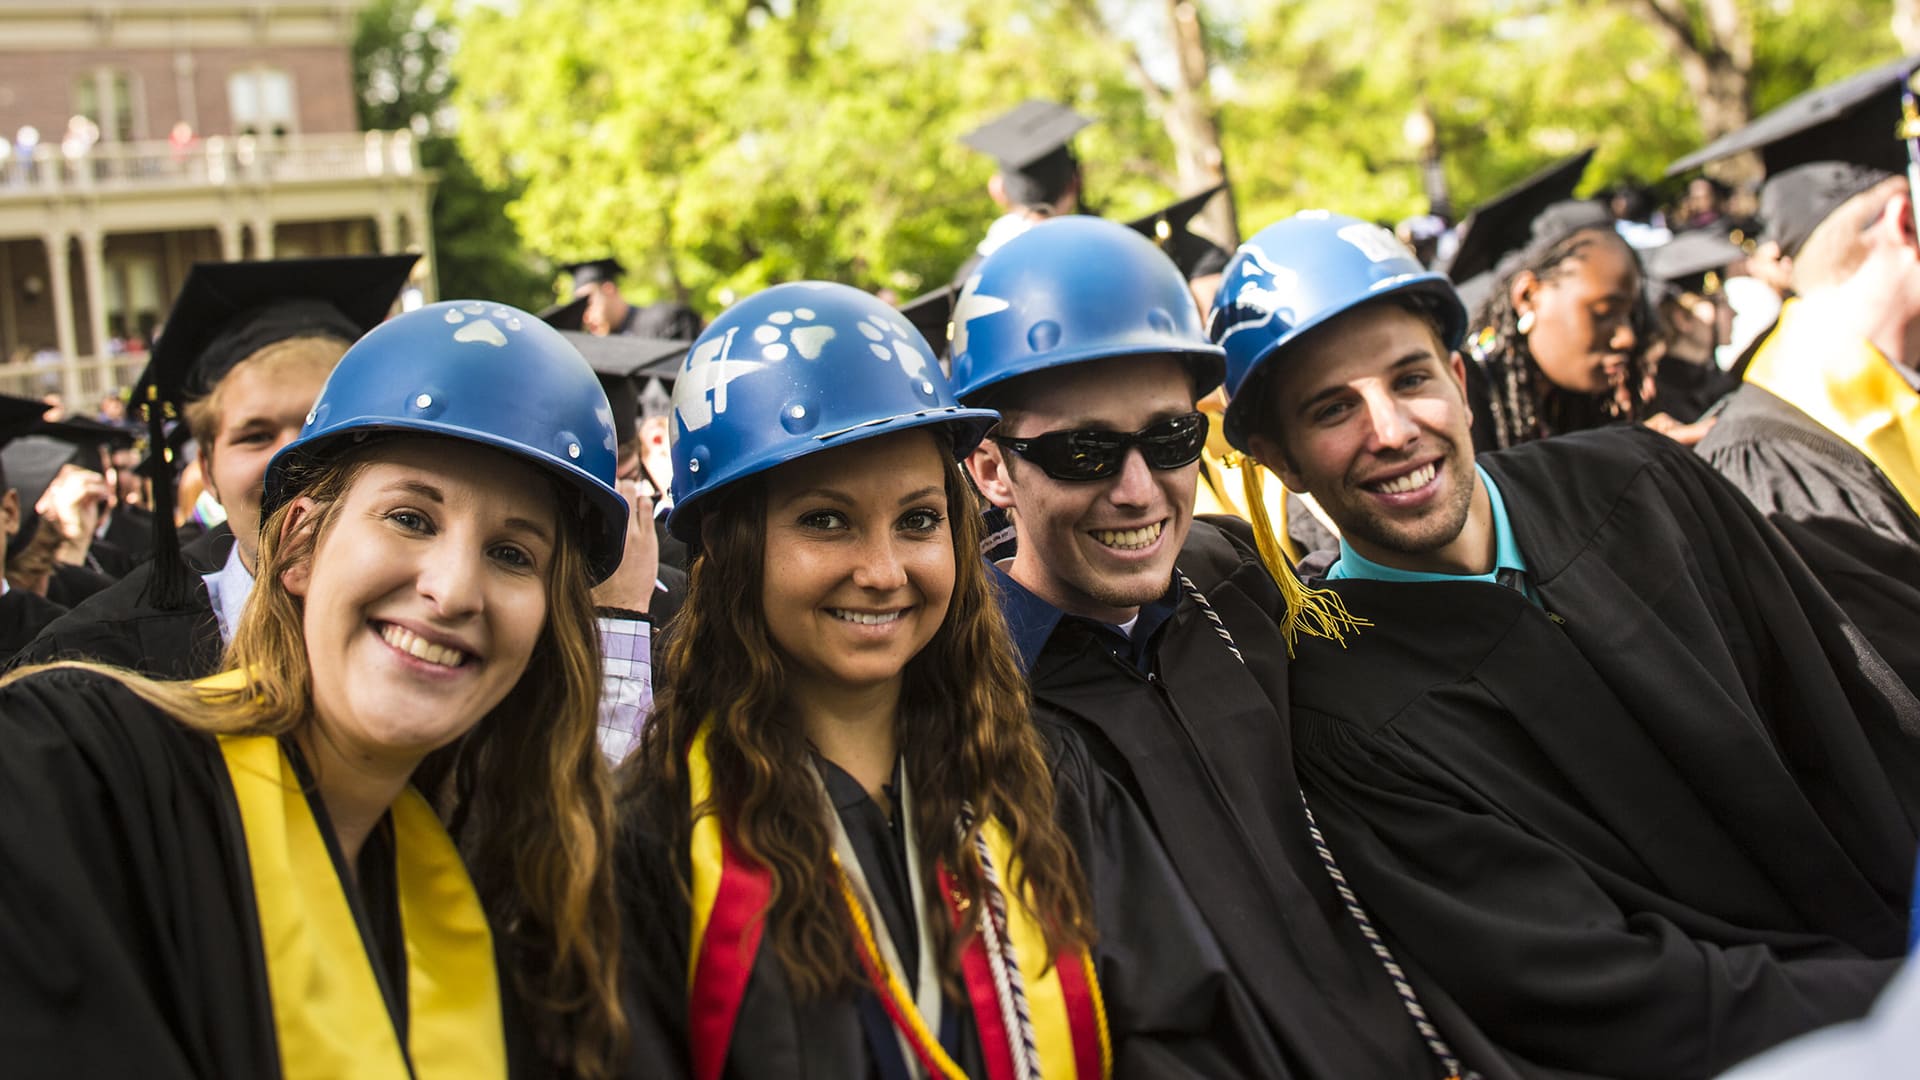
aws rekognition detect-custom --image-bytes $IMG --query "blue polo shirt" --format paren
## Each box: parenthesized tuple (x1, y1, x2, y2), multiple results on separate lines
(988, 560, 1179, 674)
(1327, 464, 1538, 604)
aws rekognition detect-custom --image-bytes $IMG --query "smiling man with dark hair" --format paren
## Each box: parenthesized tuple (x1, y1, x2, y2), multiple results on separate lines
(1217, 209, 1920, 1078)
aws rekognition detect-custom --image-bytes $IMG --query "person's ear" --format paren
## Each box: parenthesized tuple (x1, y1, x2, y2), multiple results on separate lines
(1247, 431, 1306, 494)
(1877, 191, 1917, 252)
(967, 441, 1019, 511)
(276, 497, 320, 597)
(987, 173, 1012, 211)
(0, 489, 18, 543)
(1448, 350, 1473, 420)
(1509, 269, 1539, 320)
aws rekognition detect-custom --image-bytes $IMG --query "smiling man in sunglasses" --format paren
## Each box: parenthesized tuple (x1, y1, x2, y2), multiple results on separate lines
(946, 214, 1519, 1080)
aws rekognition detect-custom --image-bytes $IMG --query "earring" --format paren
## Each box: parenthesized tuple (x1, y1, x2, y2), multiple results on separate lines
(1516, 311, 1535, 335)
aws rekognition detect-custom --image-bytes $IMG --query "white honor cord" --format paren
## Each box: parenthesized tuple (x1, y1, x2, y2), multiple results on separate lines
(813, 758, 944, 1078)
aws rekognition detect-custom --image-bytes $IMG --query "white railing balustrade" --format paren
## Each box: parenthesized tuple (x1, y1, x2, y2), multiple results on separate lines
(0, 130, 419, 195)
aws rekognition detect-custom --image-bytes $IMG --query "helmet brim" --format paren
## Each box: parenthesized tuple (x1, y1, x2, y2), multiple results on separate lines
(1222, 273, 1467, 452)
(264, 418, 631, 585)
(665, 405, 1000, 544)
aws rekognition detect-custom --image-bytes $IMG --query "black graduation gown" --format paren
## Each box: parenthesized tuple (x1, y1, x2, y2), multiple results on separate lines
(44, 562, 115, 608)
(1696, 383, 1920, 693)
(0, 588, 65, 664)
(7, 524, 230, 679)
(0, 668, 544, 1078)
(1022, 519, 1533, 1080)
(617, 727, 1277, 1079)
(1289, 427, 1920, 1079)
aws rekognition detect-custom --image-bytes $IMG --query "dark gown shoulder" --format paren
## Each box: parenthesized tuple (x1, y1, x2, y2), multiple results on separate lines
(0, 667, 278, 1079)
(1695, 385, 1920, 692)
(0, 589, 66, 664)
(8, 525, 231, 678)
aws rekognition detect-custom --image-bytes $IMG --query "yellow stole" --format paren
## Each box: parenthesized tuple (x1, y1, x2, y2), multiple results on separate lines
(1745, 298, 1920, 513)
(200, 670, 508, 1080)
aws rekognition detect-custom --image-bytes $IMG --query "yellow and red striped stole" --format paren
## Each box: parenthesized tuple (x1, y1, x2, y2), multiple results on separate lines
(685, 725, 1111, 1080)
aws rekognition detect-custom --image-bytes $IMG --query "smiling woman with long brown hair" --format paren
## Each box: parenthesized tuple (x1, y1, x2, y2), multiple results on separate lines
(616, 283, 1275, 1078)
(0, 302, 628, 1079)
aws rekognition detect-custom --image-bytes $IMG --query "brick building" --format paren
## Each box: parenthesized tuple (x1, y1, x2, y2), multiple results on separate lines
(0, 0, 436, 403)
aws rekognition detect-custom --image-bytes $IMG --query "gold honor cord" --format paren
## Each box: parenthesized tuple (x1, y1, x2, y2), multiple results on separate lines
(1238, 459, 1369, 654)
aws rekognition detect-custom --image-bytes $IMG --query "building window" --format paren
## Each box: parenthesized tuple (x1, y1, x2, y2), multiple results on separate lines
(228, 69, 297, 137)
(73, 69, 141, 143)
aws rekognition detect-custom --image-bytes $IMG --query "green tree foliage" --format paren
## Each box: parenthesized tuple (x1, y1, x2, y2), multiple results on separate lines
(450, 0, 1904, 315)
(353, 0, 549, 309)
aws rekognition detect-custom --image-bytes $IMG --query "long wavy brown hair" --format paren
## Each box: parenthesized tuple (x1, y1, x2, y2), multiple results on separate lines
(621, 442, 1094, 1001)
(5, 437, 627, 1078)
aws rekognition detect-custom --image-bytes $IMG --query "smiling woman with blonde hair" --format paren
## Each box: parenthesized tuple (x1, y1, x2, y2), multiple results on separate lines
(0, 301, 629, 1079)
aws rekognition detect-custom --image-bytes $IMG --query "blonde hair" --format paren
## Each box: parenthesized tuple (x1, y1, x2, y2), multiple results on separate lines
(183, 336, 347, 451)
(3, 438, 628, 1078)
(1793, 176, 1908, 293)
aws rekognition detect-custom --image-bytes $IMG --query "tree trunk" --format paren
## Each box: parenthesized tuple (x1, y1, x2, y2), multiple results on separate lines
(1896, 0, 1920, 55)
(1623, 0, 1758, 184)
(1161, 0, 1238, 246)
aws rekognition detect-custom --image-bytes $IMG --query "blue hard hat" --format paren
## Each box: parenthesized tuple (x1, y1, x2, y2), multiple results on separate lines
(264, 299, 629, 583)
(1212, 211, 1467, 451)
(945, 215, 1224, 403)
(665, 282, 999, 543)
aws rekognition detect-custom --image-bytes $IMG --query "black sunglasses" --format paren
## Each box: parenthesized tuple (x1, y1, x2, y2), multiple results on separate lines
(992, 411, 1209, 482)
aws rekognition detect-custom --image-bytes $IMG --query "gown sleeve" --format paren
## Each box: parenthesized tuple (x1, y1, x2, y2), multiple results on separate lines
(0, 667, 272, 1079)
(1293, 706, 1900, 1080)
(614, 808, 694, 1080)
(1045, 724, 1293, 1080)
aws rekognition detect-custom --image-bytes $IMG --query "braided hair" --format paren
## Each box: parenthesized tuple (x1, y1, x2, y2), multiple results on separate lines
(1467, 226, 1653, 449)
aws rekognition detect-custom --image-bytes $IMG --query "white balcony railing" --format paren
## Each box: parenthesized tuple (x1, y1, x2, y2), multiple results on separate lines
(0, 130, 421, 196)
(0, 353, 150, 404)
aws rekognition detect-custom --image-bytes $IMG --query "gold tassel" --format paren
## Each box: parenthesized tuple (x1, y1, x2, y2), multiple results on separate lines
(1240, 461, 1369, 655)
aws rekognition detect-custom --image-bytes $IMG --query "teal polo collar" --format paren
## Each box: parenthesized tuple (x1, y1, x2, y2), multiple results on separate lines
(1327, 464, 1537, 603)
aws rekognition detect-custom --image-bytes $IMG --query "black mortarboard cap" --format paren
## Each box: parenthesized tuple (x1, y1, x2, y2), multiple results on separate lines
(1643, 227, 1747, 286)
(0, 394, 52, 450)
(538, 294, 590, 332)
(1441, 148, 1597, 283)
(561, 258, 625, 289)
(961, 100, 1093, 171)
(899, 284, 958, 356)
(961, 100, 1092, 207)
(2, 417, 131, 559)
(555, 329, 691, 443)
(1758, 160, 1898, 258)
(135, 252, 414, 610)
(1125, 182, 1234, 280)
(141, 254, 418, 409)
(1667, 54, 1920, 177)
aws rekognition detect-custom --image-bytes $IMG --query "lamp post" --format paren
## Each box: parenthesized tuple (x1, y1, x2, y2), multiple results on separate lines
(1402, 103, 1452, 221)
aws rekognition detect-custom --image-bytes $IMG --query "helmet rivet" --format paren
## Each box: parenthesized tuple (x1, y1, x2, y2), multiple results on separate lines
(688, 458, 700, 473)
(567, 442, 580, 459)
(304, 411, 316, 425)
(788, 405, 805, 418)
(414, 393, 432, 409)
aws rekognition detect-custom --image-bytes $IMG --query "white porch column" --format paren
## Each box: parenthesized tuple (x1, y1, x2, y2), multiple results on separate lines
(79, 226, 110, 362)
(250, 217, 275, 260)
(218, 219, 244, 261)
(42, 232, 77, 364)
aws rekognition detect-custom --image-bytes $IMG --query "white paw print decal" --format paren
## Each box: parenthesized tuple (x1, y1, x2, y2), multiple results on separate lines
(443, 302, 524, 348)
(749, 307, 837, 361)
(854, 312, 932, 387)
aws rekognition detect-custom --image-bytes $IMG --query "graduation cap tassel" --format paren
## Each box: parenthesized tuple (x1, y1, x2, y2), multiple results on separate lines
(1239, 461, 1369, 654)
(137, 387, 191, 612)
